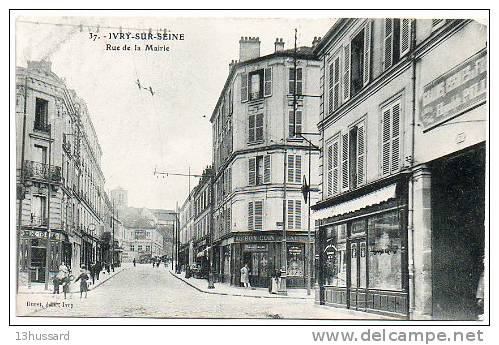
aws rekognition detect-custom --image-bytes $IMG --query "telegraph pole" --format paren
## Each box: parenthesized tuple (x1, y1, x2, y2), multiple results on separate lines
(44, 124, 53, 290)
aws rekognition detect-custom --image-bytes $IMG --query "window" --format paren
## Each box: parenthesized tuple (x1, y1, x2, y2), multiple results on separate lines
(289, 109, 303, 138)
(368, 211, 402, 290)
(326, 138, 340, 197)
(248, 113, 264, 143)
(31, 195, 46, 225)
(146, 245, 151, 252)
(328, 55, 341, 114)
(249, 155, 271, 186)
(248, 200, 263, 231)
(34, 145, 47, 164)
(324, 224, 347, 286)
(383, 19, 412, 70)
(381, 101, 401, 176)
(137, 245, 143, 251)
(130, 245, 135, 252)
(339, 121, 367, 191)
(287, 154, 302, 184)
(243, 68, 272, 101)
(287, 199, 302, 229)
(289, 68, 303, 95)
(34, 98, 48, 131)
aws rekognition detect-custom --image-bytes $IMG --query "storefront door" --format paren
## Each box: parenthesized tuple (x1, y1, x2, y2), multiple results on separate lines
(348, 238, 367, 311)
(30, 239, 46, 283)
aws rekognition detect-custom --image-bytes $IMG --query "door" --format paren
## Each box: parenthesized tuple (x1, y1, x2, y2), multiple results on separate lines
(30, 239, 46, 283)
(349, 238, 367, 311)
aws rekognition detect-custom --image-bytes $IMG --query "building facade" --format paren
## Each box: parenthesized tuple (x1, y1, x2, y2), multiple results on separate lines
(209, 37, 321, 288)
(16, 60, 108, 287)
(312, 18, 486, 320)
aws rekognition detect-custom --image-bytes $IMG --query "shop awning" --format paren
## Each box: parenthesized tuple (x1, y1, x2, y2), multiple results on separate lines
(196, 246, 211, 259)
(312, 183, 397, 221)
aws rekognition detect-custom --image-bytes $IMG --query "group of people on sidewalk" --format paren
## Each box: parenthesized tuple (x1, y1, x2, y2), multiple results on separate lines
(240, 263, 282, 294)
(52, 261, 117, 299)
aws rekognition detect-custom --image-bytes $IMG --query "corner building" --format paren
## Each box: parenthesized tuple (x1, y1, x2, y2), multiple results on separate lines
(210, 37, 321, 288)
(312, 19, 486, 320)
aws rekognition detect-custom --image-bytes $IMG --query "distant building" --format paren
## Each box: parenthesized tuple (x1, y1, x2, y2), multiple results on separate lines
(110, 187, 128, 210)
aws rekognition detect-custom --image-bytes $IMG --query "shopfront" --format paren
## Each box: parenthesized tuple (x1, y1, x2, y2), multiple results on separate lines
(314, 179, 409, 318)
(19, 229, 67, 285)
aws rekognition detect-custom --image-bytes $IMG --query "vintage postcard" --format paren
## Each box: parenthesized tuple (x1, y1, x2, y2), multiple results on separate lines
(12, 11, 488, 324)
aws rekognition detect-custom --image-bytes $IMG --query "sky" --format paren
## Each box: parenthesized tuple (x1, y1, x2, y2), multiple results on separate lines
(16, 15, 335, 210)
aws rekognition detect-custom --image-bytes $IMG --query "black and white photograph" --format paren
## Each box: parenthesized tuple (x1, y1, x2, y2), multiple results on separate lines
(9, 9, 489, 329)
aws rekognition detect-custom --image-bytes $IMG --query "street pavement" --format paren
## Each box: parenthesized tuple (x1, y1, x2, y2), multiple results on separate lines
(17, 264, 390, 319)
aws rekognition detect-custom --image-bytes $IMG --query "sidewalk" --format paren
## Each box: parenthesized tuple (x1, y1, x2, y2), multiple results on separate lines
(18, 265, 128, 295)
(169, 269, 314, 300)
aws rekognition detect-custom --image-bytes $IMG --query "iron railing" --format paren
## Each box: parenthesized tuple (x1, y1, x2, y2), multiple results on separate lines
(24, 161, 62, 183)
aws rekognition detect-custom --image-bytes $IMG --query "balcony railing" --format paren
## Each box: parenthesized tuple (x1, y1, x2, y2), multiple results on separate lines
(62, 134, 72, 154)
(24, 161, 62, 183)
(34, 120, 50, 133)
(29, 214, 48, 227)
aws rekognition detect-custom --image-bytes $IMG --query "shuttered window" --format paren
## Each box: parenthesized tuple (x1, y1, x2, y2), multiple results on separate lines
(384, 18, 394, 70)
(399, 19, 411, 57)
(287, 154, 302, 184)
(289, 109, 303, 138)
(341, 133, 349, 190)
(289, 68, 303, 95)
(356, 122, 366, 186)
(343, 43, 351, 102)
(381, 101, 402, 176)
(287, 200, 302, 230)
(263, 155, 271, 184)
(328, 55, 341, 115)
(249, 155, 270, 186)
(363, 20, 372, 86)
(248, 201, 264, 231)
(248, 113, 263, 143)
(264, 67, 272, 97)
(326, 138, 340, 197)
(241, 73, 248, 102)
(249, 157, 256, 186)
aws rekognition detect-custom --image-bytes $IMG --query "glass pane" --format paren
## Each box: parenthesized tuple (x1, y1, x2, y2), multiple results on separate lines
(368, 211, 402, 290)
(324, 225, 347, 286)
(359, 241, 367, 287)
(350, 243, 357, 288)
(287, 244, 304, 277)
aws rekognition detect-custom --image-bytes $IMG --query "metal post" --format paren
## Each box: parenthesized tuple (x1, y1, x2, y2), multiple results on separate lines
(44, 124, 52, 290)
(208, 174, 215, 288)
(172, 210, 176, 270)
(112, 200, 115, 271)
(306, 140, 312, 295)
(17, 71, 29, 292)
(279, 148, 288, 295)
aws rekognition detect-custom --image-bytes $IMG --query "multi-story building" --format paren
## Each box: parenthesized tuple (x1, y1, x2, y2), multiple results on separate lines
(16, 60, 108, 287)
(312, 18, 486, 320)
(209, 37, 321, 288)
(178, 188, 196, 268)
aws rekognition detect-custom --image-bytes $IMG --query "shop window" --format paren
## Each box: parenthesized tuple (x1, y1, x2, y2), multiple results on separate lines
(368, 211, 402, 290)
(324, 224, 347, 286)
(287, 244, 305, 277)
(289, 67, 303, 95)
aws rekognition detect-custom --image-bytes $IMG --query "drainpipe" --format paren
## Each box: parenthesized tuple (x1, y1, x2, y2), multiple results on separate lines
(407, 19, 418, 319)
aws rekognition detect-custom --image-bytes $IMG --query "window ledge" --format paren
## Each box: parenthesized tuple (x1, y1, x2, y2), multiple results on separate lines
(247, 141, 264, 146)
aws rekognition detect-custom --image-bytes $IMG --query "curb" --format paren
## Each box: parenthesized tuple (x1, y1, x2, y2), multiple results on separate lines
(18, 267, 128, 295)
(168, 271, 313, 300)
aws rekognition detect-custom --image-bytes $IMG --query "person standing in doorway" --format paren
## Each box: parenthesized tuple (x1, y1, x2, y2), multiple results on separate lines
(240, 263, 250, 288)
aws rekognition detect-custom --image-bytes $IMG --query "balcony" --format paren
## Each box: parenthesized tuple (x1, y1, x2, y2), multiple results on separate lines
(34, 120, 50, 133)
(62, 134, 72, 154)
(29, 214, 48, 227)
(24, 161, 62, 183)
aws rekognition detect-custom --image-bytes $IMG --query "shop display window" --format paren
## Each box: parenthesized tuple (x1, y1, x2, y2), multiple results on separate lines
(324, 224, 347, 286)
(367, 211, 402, 290)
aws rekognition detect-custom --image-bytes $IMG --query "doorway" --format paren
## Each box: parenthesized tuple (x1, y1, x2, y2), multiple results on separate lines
(349, 238, 367, 311)
(30, 239, 46, 283)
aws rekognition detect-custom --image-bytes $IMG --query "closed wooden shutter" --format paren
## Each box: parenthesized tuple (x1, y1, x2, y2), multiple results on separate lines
(295, 110, 303, 137)
(248, 114, 255, 142)
(255, 113, 264, 142)
(229, 86, 233, 115)
(363, 20, 372, 86)
(248, 201, 254, 230)
(384, 18, 394, 70)
(343, 43, 351, 102)
(391, 103, 401, 173)
(295, 200, 302, 229)
(400, 19, 411, 57)
(297, 68, 303, 95)
(341, 133, 349, 190)
(264, 155, 271, 184)
(381, 107, 392, 176)
(254, 201, 263, 230)
(333, 56, 340, 110)
(328, 62, 335, 115)
(356, 122, 366, 186)
(241, 73, 248, 102)
(288, 154, 295, 183)
(287, 200, 295, 229)
(264, 67, 272, 97)
(333, 140, 339, 194)
(295, 155, 302, 183)
(249, 157, 256, 186)
(327, 145, 333, 196)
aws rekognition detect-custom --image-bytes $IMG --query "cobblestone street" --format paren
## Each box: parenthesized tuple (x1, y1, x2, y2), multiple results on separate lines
(17, 264, 388, 319)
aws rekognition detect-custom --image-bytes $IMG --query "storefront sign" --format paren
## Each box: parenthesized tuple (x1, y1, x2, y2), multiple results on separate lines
(235, 234, 275, 242)
(420, 49, 487, 130)
(243, 244, 267, 252)
(22, 230, 62, 240)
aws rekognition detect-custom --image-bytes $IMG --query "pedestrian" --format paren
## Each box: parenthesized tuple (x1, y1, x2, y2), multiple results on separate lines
(90, 263, 96, 285)
(62, 272, 73, 299)
(106, 262, 110, 274)
(240, 263, 250, 288)
(133, 258, 136, 267)
(94, 261, 101, 281)
(53, 265, 67, 295)
(75, 267, 90, 299)
(476, 256, 485, 320)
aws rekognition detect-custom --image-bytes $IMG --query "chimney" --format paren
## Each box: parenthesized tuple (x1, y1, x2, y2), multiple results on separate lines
(229, 59, 238, 72)
(312, 36, 322, 48)
(239, 36, 261, 62)
(274, 38, 285, 52)
(27, 60, 52, 72)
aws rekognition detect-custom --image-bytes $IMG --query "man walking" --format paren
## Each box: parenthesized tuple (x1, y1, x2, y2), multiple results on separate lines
(240, 263, 250, 288)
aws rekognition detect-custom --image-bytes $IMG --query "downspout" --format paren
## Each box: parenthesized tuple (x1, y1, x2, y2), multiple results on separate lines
(407, 19, 418, 319)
